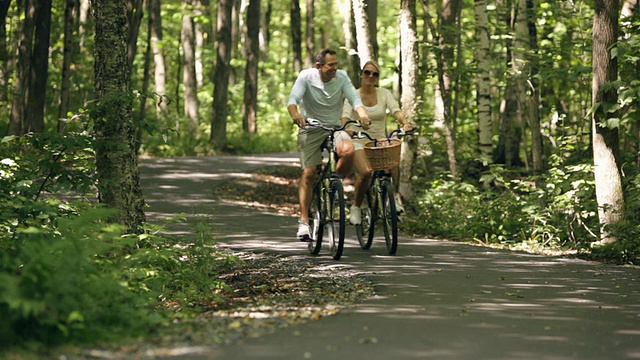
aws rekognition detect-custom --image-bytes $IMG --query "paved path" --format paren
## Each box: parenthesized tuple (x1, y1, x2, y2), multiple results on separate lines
(139, 154, 640, 360)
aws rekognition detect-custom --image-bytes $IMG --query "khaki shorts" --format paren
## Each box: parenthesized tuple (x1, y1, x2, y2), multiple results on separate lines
(297, 128, 351, 169)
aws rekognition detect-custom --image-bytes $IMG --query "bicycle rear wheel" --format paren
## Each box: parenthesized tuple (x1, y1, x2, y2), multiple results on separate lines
(327, 180, 345, 260)
(308, 182, 323, 255)
(356, 190, 374, 250)
(380, 180, 398, 255)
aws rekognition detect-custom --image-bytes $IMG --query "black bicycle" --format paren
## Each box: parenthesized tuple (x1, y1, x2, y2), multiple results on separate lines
(353, 128, 414, 255)
(305, 119, 358, 260)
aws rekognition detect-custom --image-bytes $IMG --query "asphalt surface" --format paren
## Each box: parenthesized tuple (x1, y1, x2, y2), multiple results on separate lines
(139, 154, 640, 360)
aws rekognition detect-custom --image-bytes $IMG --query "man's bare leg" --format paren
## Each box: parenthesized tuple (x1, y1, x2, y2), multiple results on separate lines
(299, 166, 317, 223)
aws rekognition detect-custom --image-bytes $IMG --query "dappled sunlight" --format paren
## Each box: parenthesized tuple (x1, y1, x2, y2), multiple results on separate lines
(617, 330, 640, 336)
(136, 154, 640, 360)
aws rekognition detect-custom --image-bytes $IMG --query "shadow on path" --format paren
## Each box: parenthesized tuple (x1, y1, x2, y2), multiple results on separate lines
(139, 154, 640, 360)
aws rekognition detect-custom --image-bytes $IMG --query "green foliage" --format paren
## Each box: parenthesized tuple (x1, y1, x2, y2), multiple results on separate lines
(0, 209, 152, 348)
(590, 222, 640, 265)
(591, 172, 640, 265)
(409, 136, 600, 253)
(0, 132, 240, 353)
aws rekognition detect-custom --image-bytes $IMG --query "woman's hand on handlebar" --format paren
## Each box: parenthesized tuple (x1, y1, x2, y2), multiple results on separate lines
(402, 123, 415, 132)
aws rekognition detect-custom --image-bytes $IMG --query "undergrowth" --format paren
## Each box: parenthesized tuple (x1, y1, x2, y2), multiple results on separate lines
(0, 133, 240, 354)
(406, 137, 640, 265)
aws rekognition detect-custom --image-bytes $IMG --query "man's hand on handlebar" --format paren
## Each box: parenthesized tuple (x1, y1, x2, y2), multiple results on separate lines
(292, 115, 306, 128)
(359, 115, 371, 130)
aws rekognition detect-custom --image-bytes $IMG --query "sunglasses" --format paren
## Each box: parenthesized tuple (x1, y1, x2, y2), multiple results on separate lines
(363, 69, 380, 77)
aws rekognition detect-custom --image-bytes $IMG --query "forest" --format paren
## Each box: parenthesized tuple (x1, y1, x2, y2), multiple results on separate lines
(1, 0, 639, 352)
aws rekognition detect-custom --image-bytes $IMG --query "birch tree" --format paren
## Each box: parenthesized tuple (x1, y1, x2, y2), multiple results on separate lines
(474, 0, 492, 165)
(182, 0, 199, 127)
(592, 0, 623, 242)
(149, 0, 168, 113)
(398, 0, 419, 201)
(434, 0, 461, 179)
(351, 0, 374, 66)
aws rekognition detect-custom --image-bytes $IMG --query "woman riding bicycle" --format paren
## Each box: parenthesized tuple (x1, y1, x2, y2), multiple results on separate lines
(341, 60, 415, 225)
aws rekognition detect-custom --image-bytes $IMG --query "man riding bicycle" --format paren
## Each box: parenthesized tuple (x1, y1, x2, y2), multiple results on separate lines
(287, 48, 370, 241)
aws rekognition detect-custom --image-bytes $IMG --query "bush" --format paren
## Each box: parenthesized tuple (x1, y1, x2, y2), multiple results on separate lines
(0, 209, 154, 349)
(0, 133, 239, 353)
(408, 149, 600, 253)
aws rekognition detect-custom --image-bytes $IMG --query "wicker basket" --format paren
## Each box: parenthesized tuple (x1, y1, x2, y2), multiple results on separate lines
(364, 138, 402, 170)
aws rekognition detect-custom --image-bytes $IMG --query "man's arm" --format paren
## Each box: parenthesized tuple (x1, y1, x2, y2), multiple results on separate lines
(354, 106, 370, 129)
(288, 104, 306, 128)
(287, 72, 307, 128)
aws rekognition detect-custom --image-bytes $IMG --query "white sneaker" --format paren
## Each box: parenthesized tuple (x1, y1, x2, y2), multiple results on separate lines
(350, 205, 362, 225)
(297, 220, 311, 241)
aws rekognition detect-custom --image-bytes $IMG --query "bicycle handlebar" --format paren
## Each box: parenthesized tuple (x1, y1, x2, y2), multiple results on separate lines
(306, 118, 360, 132)
(352, 128, 418, 144)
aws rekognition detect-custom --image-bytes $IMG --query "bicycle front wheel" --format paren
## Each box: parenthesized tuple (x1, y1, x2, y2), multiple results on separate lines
(356, 190, 374, 250)
(308, 182, 323, 255)
(327, 180, 346, 260)
(380, 180, 398, 255)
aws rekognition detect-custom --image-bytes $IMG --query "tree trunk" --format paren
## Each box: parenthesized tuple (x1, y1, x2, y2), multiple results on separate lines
(92, 0, 146, 234)
(243, 0, 260, 134)
(621, 0, 639, 166)
(305, 0, 315, 68)
(351, 0, 373, 66)
(260, 0, 271, 57)
(229, 0, 240, 84)
(434, 0, 461, 179)
(58, 0, 76, 133)
(291, 0, 302, 73)
(0, 0, 11, 103)
(366, 0, 378, 60)
(9, 0, 35, 136)
(194, 0, 206, 88)
(211, 0, 232, 149)
(182, 0, 199, 127)
(494, 0, 523, 168)
(346, 4, 360, 87)
(513, 0, 529, 171)
(149, 0, 168, 113)
(24, 0, 51, 133)
(137, 0, 154, 153)
(496, 83, 522, 167)
(398, 0, 418, 201)
(592, 0, 623, 242)
(527, 0, 542, 173)
(126, 0, 144, 73)
(78, 0, 90, 49)
(474, 0, 492, 165)
(320, 0, 333, 48)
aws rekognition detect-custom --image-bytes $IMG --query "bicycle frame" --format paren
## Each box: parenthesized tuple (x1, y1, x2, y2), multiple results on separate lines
(353, 127, 415, 254)
(305, 119, 358, 260)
